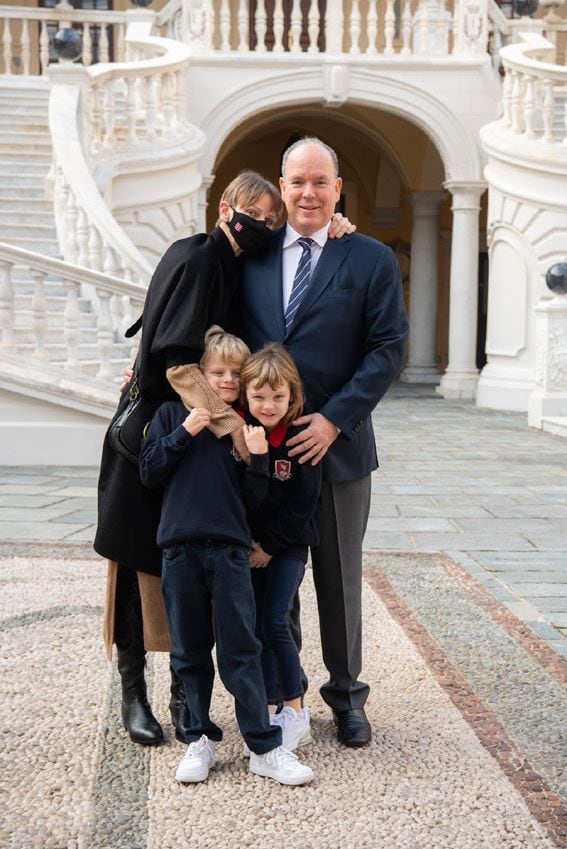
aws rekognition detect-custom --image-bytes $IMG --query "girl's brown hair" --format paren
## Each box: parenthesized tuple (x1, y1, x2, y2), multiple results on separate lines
(200, 325, 250, 368)
(217, 171, 284, 225)
(239, 343, 304, 426)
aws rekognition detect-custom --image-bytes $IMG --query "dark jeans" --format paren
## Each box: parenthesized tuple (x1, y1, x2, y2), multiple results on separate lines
(161, 541, 281, 755)
(251, 554, 305, 703)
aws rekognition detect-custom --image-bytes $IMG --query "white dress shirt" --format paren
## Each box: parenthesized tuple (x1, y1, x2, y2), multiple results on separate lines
(282, 223, 330, 312)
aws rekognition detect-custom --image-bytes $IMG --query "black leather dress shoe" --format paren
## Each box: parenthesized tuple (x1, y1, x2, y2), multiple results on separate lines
(332, 708, 371, 747)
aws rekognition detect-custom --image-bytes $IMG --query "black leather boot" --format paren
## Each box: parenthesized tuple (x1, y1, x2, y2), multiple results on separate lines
(115, 566, 163, 746)
(169, 666, 191, 743)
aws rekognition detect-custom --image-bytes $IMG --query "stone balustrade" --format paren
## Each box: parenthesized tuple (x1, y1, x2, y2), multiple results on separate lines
(500, 33, 567, 146)
(0, 241, 145, 394)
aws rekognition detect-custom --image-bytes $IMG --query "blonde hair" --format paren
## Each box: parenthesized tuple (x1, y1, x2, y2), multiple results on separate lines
(200, 326, 250, 368)
(216, 171, 283, 226)
(239, 343, 304, 426)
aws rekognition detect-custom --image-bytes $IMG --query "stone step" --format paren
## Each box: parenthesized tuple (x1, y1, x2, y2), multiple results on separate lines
(1, 222, 57, 239)
(0, 147, 52, 161)
(0, 209, 55, 225)
(15, 340, 132, 358)
(0, 161, 50, 176)
(14, 292, 93, 310)
(542, 416, 567, 437)
(12, 324, 110, 343)
(0, 186, 46, 199)
(1, 236, 60, 256)
(15, 309, 99, 330)
(0, 195, 51, 210)
(0, 132, 52, 147)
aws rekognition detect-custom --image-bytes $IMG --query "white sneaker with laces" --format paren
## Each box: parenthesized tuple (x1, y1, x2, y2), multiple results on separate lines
(243, 706, 313, 757)
(249, 745, 314, 786)
(175, 735, 216, 783)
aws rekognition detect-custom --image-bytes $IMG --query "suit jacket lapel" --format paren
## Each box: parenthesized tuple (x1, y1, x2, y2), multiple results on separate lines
(264, 227, 286, 340)
(284, 235, 352, 339)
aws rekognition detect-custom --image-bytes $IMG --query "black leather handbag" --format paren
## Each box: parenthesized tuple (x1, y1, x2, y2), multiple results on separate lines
(108, 374, 159, 465)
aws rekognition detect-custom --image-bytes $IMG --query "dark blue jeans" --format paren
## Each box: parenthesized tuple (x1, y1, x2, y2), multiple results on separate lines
(251, 554, 305, 703)
(161, 541, 281, 755)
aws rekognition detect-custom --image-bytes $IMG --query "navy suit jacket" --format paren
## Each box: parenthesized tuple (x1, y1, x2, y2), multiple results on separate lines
(239, 226, 409, 483)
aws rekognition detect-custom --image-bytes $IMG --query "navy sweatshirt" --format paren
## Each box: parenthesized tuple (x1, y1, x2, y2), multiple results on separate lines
(245, 416, 322, 559)
(139, 402, 269, 550)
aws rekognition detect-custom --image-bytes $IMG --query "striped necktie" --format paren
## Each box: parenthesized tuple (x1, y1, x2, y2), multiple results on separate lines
(284, 237, 313, 331)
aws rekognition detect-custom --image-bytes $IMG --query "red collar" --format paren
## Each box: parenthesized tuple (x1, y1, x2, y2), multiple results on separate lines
(236, 408, 287, 447)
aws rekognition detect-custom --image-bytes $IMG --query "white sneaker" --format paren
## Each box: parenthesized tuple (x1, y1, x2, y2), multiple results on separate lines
(249, 745, 314, 786)
(175, 735, 216, 783)
(270, 706, 311, 751)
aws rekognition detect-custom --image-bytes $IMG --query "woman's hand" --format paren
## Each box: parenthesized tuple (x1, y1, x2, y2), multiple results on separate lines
(182, 408, 211, 436)
(249, 541, 272, 568)
(328, 213, 356, 239)
(120, 364, 134, 393)
(243, 424, 269, 455)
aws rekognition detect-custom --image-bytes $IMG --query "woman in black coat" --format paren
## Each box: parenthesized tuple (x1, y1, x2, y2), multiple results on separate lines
(94, 171, 283, 745)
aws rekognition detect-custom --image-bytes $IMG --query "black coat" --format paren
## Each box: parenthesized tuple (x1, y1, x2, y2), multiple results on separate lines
(94, 228, 239, 575)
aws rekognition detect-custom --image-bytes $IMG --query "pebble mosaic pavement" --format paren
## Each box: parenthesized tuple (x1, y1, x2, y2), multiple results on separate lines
(1, 384, 566, 848)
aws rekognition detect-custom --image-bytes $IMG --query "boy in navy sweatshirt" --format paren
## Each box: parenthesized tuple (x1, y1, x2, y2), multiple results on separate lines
(139, 327, 313, 787)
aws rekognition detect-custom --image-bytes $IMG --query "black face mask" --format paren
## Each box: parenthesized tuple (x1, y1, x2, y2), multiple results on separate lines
(227, 209, 273, 254)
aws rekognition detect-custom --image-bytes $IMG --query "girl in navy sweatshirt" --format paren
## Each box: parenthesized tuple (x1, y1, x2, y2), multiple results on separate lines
(239, 343, 322, 752)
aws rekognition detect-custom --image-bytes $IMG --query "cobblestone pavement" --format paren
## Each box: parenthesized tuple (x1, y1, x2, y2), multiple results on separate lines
(1, 384, 566, 848)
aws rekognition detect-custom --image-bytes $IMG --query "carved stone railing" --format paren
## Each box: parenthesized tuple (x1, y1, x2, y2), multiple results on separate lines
(0, 3, 130, 76)
(0, 241, 145, 399)
(181, 0, 488, 58)
(48, 11, 197, 281)
(498, 33, 567, 146)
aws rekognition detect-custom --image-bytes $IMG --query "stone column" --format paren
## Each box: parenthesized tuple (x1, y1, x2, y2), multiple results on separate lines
(438, 182, 485, 399)
(400, 191, 446, 384)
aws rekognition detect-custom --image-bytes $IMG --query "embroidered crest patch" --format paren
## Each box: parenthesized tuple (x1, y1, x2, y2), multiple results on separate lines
(234, 222, 243, 232)
(273, 460, 292, 481)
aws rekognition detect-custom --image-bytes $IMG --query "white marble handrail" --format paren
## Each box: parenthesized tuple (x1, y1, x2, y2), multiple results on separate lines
(0, 4, 130, 75)
(499, 33, 567, 144)
(0, 240, 145, 388)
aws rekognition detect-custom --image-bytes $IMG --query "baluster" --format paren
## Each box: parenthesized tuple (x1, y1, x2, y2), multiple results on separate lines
(401, 0, 412, 55)
(255, 0, 267, 52)
(510, 71, 524, 134)
(0, 260, 14, 349)
(220, 0, 231, 51)
(237, 0, 249, 51)
(307, 0, 319, 53)
(117, 23, 126, 61)
(349, 0, 361, 54)
(82, 23, 92, 66)
(103, 243, 119, 276)
(96, 289, 114, 382)
(271, 0, 284, 52)
(384, 0, 395, 55)
(121, 265, 133, 283)
(53, 167, 67, 246)
(63, 281, 81, 373)
(501, 69, 512, 127)
(76, 208, 89, 267)
(99, 23, 109, 63)
(289, 0, 302, 53)
(162, 71, 175, 129)
(30, 268, 49, 362)
(65, 191, 79, 264)
(523, 75, 537, 139)
(174, 69, 185, 128)
(367, 0, 378, 55)
(436, 3, 447, 56)
(145, 74, 159, 141)
(21, 19, 31, 75)
(90, 83, 103, 153)
(3, 19, 12, 75)
(125, 76, 137, 143)
(120, 295, 135, 340)
(39, 20, 49, 75)
(102, 82, 115, 149)
(542, 80, 555, 144)
(109, 293, 123, 339)
(88, 224, 103, 272)
(563, 97, 567, 147)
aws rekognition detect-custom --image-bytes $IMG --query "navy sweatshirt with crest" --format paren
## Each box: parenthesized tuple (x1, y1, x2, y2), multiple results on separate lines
(139, 401, 269, 550)
(244, 414, 322, 560)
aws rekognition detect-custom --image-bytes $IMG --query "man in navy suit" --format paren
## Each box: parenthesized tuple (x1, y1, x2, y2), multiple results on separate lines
(239, 137, 409, 747)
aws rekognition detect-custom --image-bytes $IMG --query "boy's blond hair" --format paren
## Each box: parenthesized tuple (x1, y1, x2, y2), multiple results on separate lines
(239, 343, 304, 427)
(200, 326, 250, 369)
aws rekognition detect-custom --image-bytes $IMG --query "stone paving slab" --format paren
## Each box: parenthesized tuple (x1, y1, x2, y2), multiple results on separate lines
(2, 553, 566, 849)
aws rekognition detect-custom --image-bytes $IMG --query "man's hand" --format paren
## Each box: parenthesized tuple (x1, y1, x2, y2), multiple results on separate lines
(249, 541, 272, 568)
(182, 408, 211, 436)
(328, 213, 356, 239)
(242, 424, 268, 455)
(120, 364, 134, 393)
(231, 425, 251, 464)
(286, 412, 339, 465)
